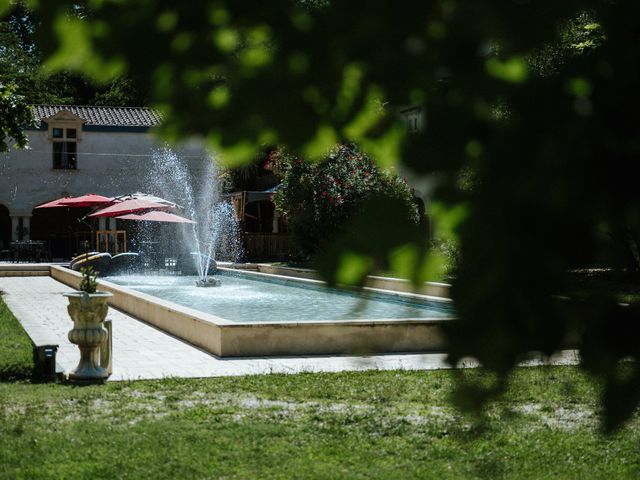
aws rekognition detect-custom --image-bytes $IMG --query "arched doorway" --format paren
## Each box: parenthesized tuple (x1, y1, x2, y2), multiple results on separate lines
(0, 204, 10, 251)
(30, 206, 92, 260)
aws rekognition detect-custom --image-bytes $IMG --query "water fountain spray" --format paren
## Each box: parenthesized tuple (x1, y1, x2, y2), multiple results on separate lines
(145, 147, 242, 286)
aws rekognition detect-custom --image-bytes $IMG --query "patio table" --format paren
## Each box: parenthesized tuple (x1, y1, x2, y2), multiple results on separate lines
(9, 240, 48, 262)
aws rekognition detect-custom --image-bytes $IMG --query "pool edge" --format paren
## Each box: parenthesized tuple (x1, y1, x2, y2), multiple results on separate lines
(50, 266, 453, 357)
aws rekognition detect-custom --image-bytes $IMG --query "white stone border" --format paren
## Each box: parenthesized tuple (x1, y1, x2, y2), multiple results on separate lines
(50, 266, 455, 357)
(218, 262, 452, 299)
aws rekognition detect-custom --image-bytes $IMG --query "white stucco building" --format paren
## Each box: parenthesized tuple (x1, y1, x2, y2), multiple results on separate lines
(0, 105, 206, 258)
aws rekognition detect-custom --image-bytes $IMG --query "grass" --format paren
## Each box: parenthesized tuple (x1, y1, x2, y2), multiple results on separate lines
(0, 286, 638, 478)
(0, 296, 34, 380)
(579, 278, 640, 304)
(1, 367, 639, 479)
(565, 269, 640, 304)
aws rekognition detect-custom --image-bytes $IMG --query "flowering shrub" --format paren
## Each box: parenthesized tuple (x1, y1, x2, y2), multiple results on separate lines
(271, 143, 419, 256)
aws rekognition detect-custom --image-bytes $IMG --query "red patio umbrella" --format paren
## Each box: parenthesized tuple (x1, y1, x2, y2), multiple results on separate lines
(115, 211, 196, 223)
(59, 194, 115, 207)
(32, 195, 108, 256)
(114, 192, 179, 208)
(87, 199, 171, 218)
(34, 197, 74, 209)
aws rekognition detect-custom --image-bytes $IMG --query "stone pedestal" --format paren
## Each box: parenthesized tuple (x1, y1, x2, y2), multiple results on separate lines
(64, 291, 113, 383)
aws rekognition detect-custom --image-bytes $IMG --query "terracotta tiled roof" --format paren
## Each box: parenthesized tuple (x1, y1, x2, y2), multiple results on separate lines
(32, 105, 163, 127)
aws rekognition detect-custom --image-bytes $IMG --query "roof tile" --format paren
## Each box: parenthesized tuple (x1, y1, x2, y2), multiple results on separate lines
(31, 105, 163, 127)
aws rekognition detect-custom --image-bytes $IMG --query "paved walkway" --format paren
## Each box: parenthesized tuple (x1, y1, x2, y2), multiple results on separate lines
(0, 276, 581, 381)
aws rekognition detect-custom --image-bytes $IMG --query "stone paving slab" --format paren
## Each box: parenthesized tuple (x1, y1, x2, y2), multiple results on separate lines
(0, 276, 580, 381)
(0, 262, 65, 270)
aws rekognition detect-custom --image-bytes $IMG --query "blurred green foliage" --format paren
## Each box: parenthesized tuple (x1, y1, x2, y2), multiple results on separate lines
(0, 81, 33, 151)
(0, 4, 147, 106)
(271, 143, 419, 265)
(1, 0, 639, 429)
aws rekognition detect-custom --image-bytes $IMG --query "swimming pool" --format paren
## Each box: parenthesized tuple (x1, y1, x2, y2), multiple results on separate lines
(105, 271, 454, 323)
(52, 265, 453, 356)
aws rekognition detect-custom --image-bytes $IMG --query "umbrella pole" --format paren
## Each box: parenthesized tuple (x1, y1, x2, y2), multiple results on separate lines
(77, 214, 96, 254)
(92, 218, 97, 252)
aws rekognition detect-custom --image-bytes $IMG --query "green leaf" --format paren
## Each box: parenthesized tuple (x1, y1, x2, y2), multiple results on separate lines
(336, 251, 372, 285)
(214, 28, 240, 53)
(0, 0, 12, 16)
(334, 63, 365, 119)
(207, 134, 257, 167)
(302, 124, 338, 160)
(389, 244, 419, 281)
(566, 77, 592, 97)
(43, 16, 124, 81)
(208, 85, 230, 109)
(418, 250, 447, 283)
(156, 10, 178, 32)
(430, 201, 467, 241)
(360, 122, 405, 169)
(485, 56, 528, 83)
(343, 86, 385, 140)
(288, 52, 310, 74)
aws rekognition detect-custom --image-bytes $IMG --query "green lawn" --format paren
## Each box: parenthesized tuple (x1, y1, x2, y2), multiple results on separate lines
(566, 269, 640, 304)
(1, 291, 638, 478)
(1, 367, 639, 479)
(0, 296, 34, 380)
(579, 278, 640, 304)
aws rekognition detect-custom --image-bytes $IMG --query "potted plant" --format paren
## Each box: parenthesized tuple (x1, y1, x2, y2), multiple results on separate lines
(63, 266, 112, 382)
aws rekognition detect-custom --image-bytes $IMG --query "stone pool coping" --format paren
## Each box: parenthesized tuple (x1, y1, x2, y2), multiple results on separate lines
(50, 265, 455, 357)
(216, 267, 454, 305)
(218, 262, 452, 299)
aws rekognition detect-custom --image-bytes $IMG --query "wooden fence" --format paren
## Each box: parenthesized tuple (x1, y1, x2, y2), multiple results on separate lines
(242, 233, 291, 260)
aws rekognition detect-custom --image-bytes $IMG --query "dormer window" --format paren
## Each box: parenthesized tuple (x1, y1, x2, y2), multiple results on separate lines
(400, 106, 424, 135)
(52, 127, 78, 170)
(43, 109, 85, 171)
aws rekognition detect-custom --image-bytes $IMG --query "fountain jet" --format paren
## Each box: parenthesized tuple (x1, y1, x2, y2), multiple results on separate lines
(144, 148, 242, 285)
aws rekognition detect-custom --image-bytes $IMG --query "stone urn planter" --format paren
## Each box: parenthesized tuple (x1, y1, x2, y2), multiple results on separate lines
(63, 290, 112, 383)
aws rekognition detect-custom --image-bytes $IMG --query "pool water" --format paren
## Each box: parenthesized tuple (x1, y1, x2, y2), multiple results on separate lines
(105, 272, 454, 323)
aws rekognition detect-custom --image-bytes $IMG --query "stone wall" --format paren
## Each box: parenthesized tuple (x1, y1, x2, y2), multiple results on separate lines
(0, 129, 207, 243)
